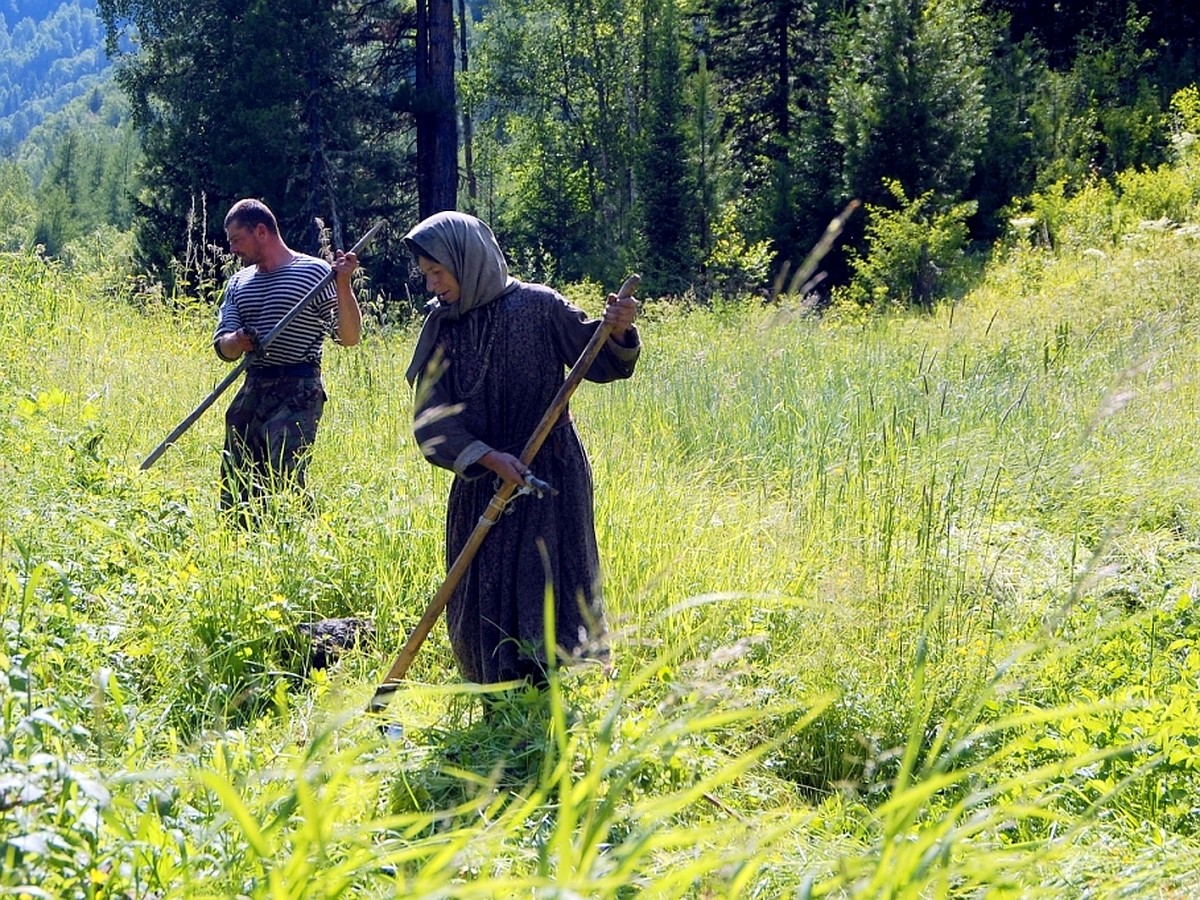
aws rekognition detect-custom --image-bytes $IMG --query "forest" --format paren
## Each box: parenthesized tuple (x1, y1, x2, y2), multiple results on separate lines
(0, 0, 1196, 308)
(0, 1, 107, 151)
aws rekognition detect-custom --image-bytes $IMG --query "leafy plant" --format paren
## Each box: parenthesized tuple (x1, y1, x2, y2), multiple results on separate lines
(840, 179, 976, 309)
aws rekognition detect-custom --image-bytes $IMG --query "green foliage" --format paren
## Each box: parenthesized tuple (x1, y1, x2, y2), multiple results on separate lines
(990, 1, 1200, 204)
(1068, 9, 1167, 176)
(703, 199, 774, 300)
(1011, 9, 1197, 217)
(701, 0, 846, 286)
(97, 0, 402, 288)
(997, 587, 1200, 836)
(1004, 174, 1125, 250)
(0, 75, 142, 257)
(0, 648, 122, 895)
(831, 0, 993, 208)
(1115, 163, 1199, 224)
(463, 0, 640, 285)
(1053, 176, 1122, 248)
(499, 130, 596, 282)
(635, 0, 700, 296)
(1005, 135, 1200, 254)
(681, 46, 727, 289)
(0, 161, 35, 250)
(839, 179, 976, 309)
(8, 0, 1199, 304)
(1170, 85, 1200, 138)
(58, 224, 135, 297)
(1168, 84, 1200, 178)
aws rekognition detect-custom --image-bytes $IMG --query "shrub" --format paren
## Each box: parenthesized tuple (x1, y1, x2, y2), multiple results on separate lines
(1115, 164, 1198, 225)
(703, 200, 774, 301)
(842, 179, 976, 309)
(1014, 175, 1124, 249)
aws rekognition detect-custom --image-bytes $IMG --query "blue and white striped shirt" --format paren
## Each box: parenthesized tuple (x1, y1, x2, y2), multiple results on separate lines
(214, 254, 339, 366)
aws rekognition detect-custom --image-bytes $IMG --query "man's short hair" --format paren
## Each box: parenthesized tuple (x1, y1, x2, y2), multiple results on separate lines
(224, 199, 279, 235)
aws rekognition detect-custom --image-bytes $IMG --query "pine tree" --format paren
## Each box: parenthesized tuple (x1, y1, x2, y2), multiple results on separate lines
(98, 0, 367, 282)
(699, 0, 846, 283)
(636, 0, 698, 294)
(831, 0, 993, 208)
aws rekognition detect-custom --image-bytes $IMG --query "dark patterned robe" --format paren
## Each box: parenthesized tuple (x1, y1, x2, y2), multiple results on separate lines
(413, 283, 640, 684)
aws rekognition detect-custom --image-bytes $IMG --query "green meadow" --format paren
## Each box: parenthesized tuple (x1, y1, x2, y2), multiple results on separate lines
(4, 176, 1200, 894)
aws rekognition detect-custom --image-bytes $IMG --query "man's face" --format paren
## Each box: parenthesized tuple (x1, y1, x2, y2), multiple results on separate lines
(226, 222, 265, 265)
(418, 256, 461, 304)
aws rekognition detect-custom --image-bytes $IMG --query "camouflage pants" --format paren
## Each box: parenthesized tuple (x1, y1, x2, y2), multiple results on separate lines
(220, 371, 326, 517)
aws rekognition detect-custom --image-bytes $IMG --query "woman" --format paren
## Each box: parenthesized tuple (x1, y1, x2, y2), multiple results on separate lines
(403, 211, 640, 685)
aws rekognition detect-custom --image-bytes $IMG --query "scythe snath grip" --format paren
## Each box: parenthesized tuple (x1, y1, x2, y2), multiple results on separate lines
(139, 220, 387, 471)
(368, 273, 641, 714)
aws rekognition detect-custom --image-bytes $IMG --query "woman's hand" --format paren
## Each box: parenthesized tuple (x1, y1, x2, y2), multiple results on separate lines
(604, 292, 638, 341)
(480, 450, 530, 486)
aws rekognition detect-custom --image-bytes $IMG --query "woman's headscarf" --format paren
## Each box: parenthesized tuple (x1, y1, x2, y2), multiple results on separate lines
(404, 212, 517, 385)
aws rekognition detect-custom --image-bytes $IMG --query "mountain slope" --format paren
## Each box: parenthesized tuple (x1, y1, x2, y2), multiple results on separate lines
(0, 0, 109, 153)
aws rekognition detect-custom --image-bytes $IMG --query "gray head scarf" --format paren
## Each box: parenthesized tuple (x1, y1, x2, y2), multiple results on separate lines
(404, 212, 518, 385)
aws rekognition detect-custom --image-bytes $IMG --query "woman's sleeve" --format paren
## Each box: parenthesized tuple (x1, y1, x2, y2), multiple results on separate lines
(548, 293, 640, 383)
(412, 365, 494, 480)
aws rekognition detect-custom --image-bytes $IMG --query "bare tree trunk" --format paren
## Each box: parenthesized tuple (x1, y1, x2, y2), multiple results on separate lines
(458, 0, 477, 213)
(416, 0, 458, 218)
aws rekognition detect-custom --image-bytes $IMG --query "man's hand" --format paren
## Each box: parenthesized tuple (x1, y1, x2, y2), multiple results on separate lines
(333, 250, 358, 284)
(333, 250, 363, 346)
(217, 327, 260, 360)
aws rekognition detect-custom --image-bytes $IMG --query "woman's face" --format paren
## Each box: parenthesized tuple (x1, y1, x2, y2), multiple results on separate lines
(418, 256, 461, 304)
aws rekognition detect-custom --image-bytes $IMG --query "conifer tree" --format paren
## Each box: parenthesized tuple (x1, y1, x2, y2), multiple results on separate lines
(0, 161, 36, 251)
(831, 0, 993, 208)
(700, 0, 845, 280)
(98, 0, 373, 282)
(636, 0, 698, 294)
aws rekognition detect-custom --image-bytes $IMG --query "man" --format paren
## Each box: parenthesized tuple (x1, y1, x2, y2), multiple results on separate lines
(213, 198, 362, 520)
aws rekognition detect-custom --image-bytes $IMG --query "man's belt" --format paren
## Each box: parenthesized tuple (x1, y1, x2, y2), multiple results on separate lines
(247, 361, 321, 379)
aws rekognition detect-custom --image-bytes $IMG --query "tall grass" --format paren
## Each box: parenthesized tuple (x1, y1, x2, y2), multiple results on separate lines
(4, 183, 1200, 894)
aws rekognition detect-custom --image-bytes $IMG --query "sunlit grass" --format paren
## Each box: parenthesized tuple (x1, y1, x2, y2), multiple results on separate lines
(4, 215, 1200, 894)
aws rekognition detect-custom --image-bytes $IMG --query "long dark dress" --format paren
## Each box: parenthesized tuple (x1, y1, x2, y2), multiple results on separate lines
(413, 283, 640, 684)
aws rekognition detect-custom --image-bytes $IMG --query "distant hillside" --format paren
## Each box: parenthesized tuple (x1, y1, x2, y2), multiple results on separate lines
(0, 0, 109, 154)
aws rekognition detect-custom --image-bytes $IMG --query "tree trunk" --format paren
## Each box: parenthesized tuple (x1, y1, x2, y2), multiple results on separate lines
(305, 47, 339, 255)
(416, 0, 459, 218)
(458, 0, 477, 212)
